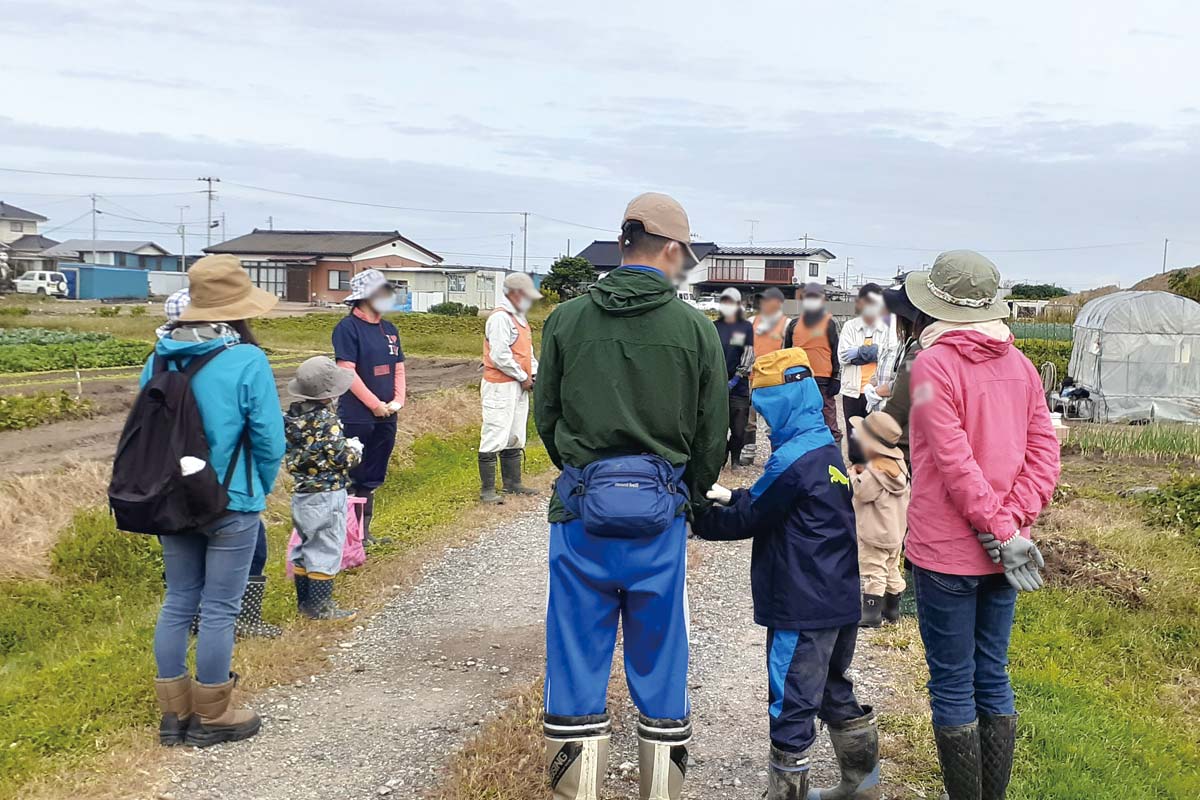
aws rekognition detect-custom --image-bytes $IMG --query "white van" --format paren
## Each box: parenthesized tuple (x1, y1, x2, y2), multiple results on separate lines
(15, 270, 68, 297)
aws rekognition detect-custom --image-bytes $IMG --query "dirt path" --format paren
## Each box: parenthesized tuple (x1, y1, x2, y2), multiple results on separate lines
(0, 357, 479, 475)
(155, 480, 902, 800)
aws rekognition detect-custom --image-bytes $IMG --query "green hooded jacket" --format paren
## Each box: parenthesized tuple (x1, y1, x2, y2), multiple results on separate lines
(534, 266, 729, 519)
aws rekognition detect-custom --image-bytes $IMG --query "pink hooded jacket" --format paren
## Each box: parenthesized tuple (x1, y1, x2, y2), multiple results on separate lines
(906, 329, 1061, 576)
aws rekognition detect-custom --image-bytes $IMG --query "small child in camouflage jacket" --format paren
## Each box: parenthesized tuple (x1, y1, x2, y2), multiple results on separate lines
(284, 356, 362, 620)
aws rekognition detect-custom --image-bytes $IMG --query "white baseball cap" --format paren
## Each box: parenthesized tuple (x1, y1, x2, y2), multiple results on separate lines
(720, 287, 742, 303)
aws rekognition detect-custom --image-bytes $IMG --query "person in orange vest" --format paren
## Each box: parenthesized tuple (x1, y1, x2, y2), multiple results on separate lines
(741, 287, 791, 464)
(785, 282, 843, 442)
(479, 272, 543, 503)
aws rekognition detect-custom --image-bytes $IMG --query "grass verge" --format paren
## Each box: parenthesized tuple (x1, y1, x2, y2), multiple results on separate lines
(0, 397, 550, 800)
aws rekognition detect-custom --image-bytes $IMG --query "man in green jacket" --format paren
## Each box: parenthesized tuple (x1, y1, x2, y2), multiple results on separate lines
(535, 193, 728, 800)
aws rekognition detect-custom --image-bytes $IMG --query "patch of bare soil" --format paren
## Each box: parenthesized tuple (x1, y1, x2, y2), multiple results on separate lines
(1039, 533, 1151, 607)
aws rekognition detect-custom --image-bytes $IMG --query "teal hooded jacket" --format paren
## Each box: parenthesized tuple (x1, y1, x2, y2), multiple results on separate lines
(139, 332, 286, 513)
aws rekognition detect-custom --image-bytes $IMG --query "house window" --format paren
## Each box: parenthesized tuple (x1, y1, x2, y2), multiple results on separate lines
(328, 270, 350, 291)
(808, 262, 821, 277)
(448, 275, 467, 293)
(10, 222, 23, 233)
(764, 259, 793, 283)
(710, 258, 745, 281)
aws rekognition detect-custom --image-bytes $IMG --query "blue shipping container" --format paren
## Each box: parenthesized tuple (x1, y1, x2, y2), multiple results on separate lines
(59, 265, 150, 301)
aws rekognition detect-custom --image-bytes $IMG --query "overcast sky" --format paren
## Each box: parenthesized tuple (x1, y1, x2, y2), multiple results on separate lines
(3, 0, 1199, 288)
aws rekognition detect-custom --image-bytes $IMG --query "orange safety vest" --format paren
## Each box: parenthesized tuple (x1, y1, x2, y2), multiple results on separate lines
(789, 313, 835, 378)
(482, 308, 533, 384)
(750, 314, 790, 357)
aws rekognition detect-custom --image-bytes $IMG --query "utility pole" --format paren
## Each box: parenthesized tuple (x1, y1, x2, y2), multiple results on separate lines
(844, 256, 854, 292)
(509, 234, 514, 270)
(177, 205, 190, 271)
(89, 194, 98, 264)
(567, 238, 571, 258)
(197, 176, 220, 247)
(801, 232, 810, 249)
(522, 212, 529, 273)
(221, 212, 227, 242)
(1162, 238, 1169, 273)
(746, 219, 759, 246)
(267, 215, 274, 231)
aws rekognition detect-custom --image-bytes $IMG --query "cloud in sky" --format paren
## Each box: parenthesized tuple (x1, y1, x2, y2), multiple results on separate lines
(1, 0, 1198, 285)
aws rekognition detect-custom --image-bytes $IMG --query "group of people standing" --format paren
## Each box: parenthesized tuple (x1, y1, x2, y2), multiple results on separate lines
(141, 259, 409, 748)
(534, 193, 1060, 800)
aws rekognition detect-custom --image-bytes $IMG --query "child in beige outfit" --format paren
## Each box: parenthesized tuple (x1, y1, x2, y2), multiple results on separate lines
(849, 412, 910, 627)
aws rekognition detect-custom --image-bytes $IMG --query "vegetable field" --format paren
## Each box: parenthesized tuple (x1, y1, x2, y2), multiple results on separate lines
(0, 392, 93, 431)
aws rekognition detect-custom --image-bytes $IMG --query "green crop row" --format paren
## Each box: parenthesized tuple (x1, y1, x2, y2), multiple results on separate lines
(0, 391, 94, 431)
(1014, 338, 1071, 377)
(0, 340, 150, 374)
(0, 328, 113, 347)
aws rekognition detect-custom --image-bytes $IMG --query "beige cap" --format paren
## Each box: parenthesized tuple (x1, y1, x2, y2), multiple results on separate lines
(622, 192, 700, 266)
(179, 254, 278, 322)
(503, 271, 543, 300)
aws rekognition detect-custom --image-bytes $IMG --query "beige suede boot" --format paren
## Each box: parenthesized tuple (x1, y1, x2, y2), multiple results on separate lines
(185, 674, 261, 747)
(154, 674, 192, 746)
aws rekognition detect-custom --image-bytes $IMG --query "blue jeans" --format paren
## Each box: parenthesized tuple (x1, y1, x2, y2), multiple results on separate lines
(913, 566, 1017, 727)
(250, 520, 268, 577)
(154, 511, 260, 684)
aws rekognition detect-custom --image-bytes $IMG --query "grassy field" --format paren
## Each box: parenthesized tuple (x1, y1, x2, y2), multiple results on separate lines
(0, 390, 550, 800)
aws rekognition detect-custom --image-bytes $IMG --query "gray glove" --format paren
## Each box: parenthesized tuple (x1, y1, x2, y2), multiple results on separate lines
(976, 531, 1046, 592)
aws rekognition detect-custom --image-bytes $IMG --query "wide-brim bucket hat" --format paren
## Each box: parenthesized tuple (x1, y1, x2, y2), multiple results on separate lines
(288, 355, 356, 400)
(179, 255, 278, 322)
(905, 249, 1008, 323)
(345, 269, 393, 304)
(849, 414, 905, 460)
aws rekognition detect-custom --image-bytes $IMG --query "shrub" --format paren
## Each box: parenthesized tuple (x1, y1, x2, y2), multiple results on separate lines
(1142, 477, 1200, 543)
(430, 301, 469, 316)
(95, 305, 121, 317)
(0, 306, 30, 318)
(1014, 338, 1071, 376)
(0, 391, 93, 431)
(129, 305, 147, 317)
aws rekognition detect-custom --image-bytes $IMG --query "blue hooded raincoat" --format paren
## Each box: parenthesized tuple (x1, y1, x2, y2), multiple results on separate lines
(693, 354, 860, 630)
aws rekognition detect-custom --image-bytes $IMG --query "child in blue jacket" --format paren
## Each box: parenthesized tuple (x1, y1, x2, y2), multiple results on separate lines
(694, 347, 880, 800)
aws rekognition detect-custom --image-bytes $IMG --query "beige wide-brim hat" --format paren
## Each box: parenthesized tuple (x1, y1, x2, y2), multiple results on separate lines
(179, 254, 279, 322)
(849, 414, 905, 460)
(905, 249, 1008, 323)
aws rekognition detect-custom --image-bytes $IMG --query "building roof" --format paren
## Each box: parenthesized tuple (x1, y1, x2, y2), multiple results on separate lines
(710, 246, 836, 259)
(205, 230, 443, 263)
(7, 234, 58, 252)
(575, 240, 834, 268)
(575, 240, 721, 269)
(0, 201, 48, 222)
(42, 239, 170, 257)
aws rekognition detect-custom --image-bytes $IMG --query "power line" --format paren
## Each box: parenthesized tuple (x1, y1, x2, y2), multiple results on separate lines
(0, 166, 193, 181)
(222, 180, 519, 216)
(41, 210, 95, 236)
(530, 212, 612, 232)
(808, 237, 1153, 254)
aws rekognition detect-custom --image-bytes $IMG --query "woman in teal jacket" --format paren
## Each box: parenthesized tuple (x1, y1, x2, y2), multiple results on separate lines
(142, 256, 286, 749)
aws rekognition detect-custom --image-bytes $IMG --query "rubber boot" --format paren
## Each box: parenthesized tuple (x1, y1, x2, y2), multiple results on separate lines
(859, 594, 883, 628)
(185, 674, 261, 747)
(154, 674, 192, 746)
(293, 571, 311, 612)
(500, 448, 538, 495)
(301, 574, 357, 621)
(979, 713, 1017, 800)
(806, 707, 881, 799)
(637, 715, 690, 800)
(882, 592, 902, 624)
(353, 487, 392, 547)
(933, 721, 982, 800)
(768, 744, 810, 799)
(544, 713, 611, 800)
(478, 451, 503, 504)
(234, 575, 282, 639)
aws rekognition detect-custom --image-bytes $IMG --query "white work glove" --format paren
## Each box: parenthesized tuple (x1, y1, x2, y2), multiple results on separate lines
(387, 400, 403, 413)
(976, 530, 1046, 592)
(705, 483, 734, 506)
(345, 437, 364, 454)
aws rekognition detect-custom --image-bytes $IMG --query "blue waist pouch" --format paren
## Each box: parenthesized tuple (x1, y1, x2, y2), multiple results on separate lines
(556, 454, 688, 539)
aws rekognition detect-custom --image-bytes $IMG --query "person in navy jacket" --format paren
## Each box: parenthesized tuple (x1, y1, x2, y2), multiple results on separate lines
(694, 347, 880, 800)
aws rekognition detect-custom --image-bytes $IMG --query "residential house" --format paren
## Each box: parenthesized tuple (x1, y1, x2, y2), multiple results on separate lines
(204, 230, 442, 303)
(377, 264, 525, 311)
(0, 201, 57, 278)
(575, 241, 836, 302)
(41, 239, 175, 270)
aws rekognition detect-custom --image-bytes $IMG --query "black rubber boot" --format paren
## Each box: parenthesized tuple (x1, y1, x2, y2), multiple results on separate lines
(300, 576, 357, 621)
(354, 487, 392, 547)
(859, 594, 883, 628)
(479, 451, 503, 504)
(234, 575, 282, 639)
(293, 573, 310, 612)
(807, 707, 881, 799)
(933, 721, 982, 800)
(768, 744, 810, 799)
(979, 713, 1017, 800)
(882, 592, 902, 624)
(500, 448, 537, 495)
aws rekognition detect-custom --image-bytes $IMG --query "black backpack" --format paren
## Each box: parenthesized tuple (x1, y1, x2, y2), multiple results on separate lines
(108, 346, 252, 536)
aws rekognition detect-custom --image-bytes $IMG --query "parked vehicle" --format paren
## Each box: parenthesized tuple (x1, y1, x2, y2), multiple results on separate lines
(15, 270, 68, 297)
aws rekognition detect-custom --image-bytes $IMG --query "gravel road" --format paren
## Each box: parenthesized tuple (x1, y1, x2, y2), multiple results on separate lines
(157, 478, 902, 800)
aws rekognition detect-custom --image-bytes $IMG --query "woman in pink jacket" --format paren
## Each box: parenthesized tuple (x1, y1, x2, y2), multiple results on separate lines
(905, 251, 1060, 800)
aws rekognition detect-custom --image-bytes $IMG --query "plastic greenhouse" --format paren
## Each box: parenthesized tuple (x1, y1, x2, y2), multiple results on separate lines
(1068, 290, 1200, 423)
